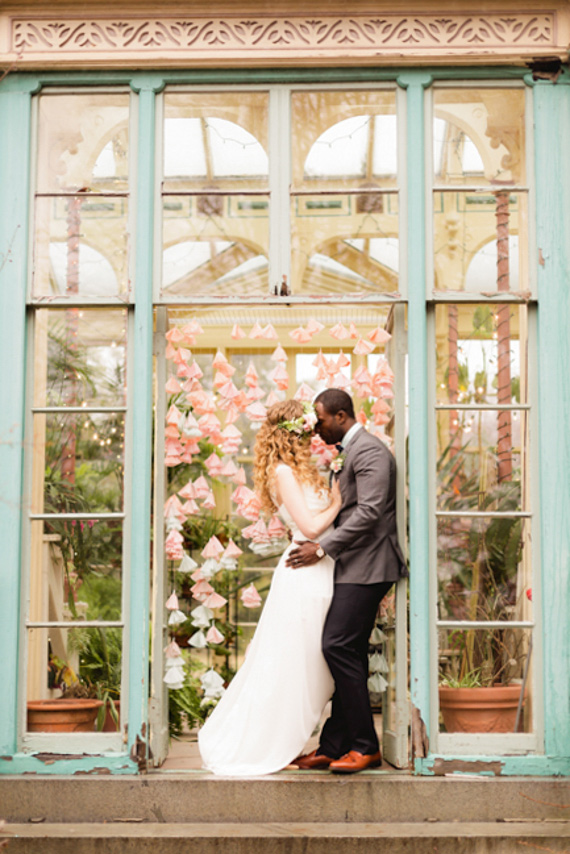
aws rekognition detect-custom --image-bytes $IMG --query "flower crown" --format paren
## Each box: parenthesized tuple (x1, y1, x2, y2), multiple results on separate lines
(278, 401, 318, 436)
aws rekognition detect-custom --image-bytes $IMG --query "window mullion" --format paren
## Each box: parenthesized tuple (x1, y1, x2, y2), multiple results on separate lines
(268, 86, 291, 294)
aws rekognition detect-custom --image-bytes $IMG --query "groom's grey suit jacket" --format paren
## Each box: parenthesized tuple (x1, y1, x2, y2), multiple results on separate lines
(319, 427, 407, 585)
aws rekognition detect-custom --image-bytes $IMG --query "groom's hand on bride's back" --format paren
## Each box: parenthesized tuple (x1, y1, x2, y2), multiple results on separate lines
(286, 540, 322, 569)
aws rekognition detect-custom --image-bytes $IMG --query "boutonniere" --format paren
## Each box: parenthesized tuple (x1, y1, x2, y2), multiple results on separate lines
(330, 452, 346, 474)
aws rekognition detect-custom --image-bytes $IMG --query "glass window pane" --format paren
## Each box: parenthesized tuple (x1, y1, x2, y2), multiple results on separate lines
(437, 516, 532, 623)
(438, 627, 532, 733)
(33, 309, 127, 408)
(36, 412, 125, 515)
(28, 518, 123, 622)
(33, 196, 129, 298)
(433, 87, 526, 186)
(291, 200, 399, 297)
(27, 627, 122, 732)
(163, 92, 269, 192)
(435, 304, 528, 406)
(436, 408, 527, 513)
(433, 191, 528, 293)
(37, 93, 130, 194)
(291, 90, 397, 190)
(161, 195, 269, 298)
(290, 90, 398, 298)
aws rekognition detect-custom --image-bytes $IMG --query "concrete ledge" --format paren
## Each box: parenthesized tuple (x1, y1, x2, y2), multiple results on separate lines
(2, 821, 570, 854)
(2, 775, 570, 824)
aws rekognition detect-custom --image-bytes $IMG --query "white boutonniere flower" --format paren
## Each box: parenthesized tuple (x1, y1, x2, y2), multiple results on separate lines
(330, 452, 346, 474)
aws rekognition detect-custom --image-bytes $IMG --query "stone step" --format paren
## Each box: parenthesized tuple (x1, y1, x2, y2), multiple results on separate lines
(2, 774, 570, 825)
(2, 820, 570, 854)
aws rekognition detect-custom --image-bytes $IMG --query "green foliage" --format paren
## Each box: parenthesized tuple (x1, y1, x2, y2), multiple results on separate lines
(168, 654, 209, 737)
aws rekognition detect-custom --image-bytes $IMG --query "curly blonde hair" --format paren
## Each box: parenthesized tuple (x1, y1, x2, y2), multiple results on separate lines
(253, 399, 327, 516)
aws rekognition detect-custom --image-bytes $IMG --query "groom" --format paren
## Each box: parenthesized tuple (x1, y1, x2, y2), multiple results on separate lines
(286, 388, 407, 773)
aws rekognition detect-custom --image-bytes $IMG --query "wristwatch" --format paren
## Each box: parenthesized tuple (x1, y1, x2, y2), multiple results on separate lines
(315, 545, 325, 558)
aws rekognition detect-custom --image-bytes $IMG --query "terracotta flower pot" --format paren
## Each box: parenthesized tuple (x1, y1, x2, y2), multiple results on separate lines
(102, 700, 121, 732)
(439, 684, 525, 733)
(27, 698, 104, 733)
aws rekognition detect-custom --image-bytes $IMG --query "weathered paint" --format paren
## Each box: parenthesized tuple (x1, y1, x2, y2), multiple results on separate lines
(0, 76, 37, 758)
(125, 74, 165, 766)
(0, 753, 137, 774)
(397, 71, 433, 751)
(533, 71, 570, 762)
(417, 754, 570, 776)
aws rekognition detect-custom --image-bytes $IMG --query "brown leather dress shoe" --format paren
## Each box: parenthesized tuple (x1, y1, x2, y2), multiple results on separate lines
(291, 749, 335, 770)
(329, 750, 382, 774)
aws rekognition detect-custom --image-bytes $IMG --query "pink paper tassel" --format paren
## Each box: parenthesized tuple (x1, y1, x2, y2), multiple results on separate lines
(206, 625, 225, 644)
(201, 536, 225, 559)
(368, 326, 392, 344)
(165, 591, 179, 611)
(294, 383, 314, 401)
(354, 338, 376, 356)
(201, 591, 228, 610)
(165, 377, 182, 394)
(223, 538, 243, 558)
(329, 322, 349, 341)
(271, 345, 288, 362)
(241, 583, 262, 608)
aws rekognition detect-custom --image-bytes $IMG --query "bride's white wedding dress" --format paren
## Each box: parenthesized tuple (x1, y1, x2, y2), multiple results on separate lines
(198, 468, 335, 776)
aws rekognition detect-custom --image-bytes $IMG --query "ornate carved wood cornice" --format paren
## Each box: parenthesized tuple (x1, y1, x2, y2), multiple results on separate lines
(2, 9, 568, 68)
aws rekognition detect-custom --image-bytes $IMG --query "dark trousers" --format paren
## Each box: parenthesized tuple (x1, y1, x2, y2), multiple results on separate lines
(319, 581, 393, 758)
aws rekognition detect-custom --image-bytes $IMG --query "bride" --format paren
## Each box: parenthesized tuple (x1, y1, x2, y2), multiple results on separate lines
(198, 399, 341, 776)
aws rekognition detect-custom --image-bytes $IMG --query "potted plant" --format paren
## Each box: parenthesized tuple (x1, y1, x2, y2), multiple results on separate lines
(436, 446, 530, 733)
(27, 656, 103, 733)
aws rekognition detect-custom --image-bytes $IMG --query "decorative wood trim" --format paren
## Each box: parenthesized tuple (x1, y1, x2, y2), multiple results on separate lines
(9, 13, 558, 62)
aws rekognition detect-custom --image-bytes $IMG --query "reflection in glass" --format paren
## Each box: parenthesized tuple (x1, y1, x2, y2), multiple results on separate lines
(38, 412, 125, 515)
(291, 90, 397, 190)
(33, 197, 129, 298)
(290, 91, 399, 296)
(37, 93, 130, 194)
(291, 202, 399, 296)
(163, 92, 269, 191)
(433, 87, 526, 186)
(30, 519, 123, 623)
(436, 409, 525, 512)
(33, 309, 127, 408)
(433, 191, 527, 293)
(435, 304, 527, 406)
(27, 627, 122, 732)
(437, 515, 531, 624)
(161, 195, 269, 298)
(438, 627, 532, 733)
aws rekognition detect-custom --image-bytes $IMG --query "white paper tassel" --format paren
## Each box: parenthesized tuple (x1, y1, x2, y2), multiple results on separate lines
(190, 604, 214, 628)
(369, 652, 389, 674)
(178, 553, 199, 574)
(200, 558, 221, 579)
(370, 626, 388, 644)
(200, 668, 225, 699)
(164, 666, 185, 689)
(188, 629, 208, 649)
(168, 609, 187, 626)
(367, 672, 388, 693)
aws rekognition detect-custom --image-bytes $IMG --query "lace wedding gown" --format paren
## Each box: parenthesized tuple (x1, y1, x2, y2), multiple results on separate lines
(198, 472, 335, 776)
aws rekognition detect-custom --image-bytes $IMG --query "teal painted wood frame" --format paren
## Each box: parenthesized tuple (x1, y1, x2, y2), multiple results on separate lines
(397, 71, 433, 749)
(0, 66, 568, 776)
(125, 75, 165, 767)
(533, 75, 570, 763)
(0, 76, 37, 760)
